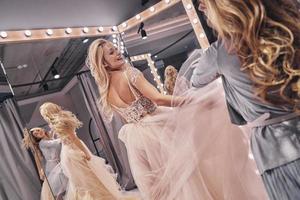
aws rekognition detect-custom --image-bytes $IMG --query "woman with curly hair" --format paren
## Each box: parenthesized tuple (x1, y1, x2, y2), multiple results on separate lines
(164, 65, 178, 95)
(189, 0, 300, 199)
(22, 127, 67, 200)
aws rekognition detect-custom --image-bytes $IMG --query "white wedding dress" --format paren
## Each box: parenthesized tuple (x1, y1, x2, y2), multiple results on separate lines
(60, 134, 139, 200)
(114, 67, 268, 200)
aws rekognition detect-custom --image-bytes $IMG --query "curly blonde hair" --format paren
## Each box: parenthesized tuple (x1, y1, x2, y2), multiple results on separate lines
(50, 111, 82, 138)
(40, 102, 63, 123)
(87, 39, 114, 121)
(40, 102, 82, 138)
(164, 65, 178, 95)
(203, 0, 300, 109)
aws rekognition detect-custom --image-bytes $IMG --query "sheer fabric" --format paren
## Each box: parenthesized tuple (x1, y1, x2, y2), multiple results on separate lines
(116, 66, 268, 199)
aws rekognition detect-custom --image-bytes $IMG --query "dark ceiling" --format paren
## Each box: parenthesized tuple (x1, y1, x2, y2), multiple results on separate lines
(0, 0, 161, 30)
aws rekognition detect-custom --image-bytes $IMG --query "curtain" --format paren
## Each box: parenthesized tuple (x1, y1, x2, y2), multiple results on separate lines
(0, 98, 40, 200)
(77, 73, 135, 190)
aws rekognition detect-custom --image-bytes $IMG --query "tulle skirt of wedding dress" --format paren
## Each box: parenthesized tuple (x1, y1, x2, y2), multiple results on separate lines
(40, 162, 68, 200)
(60, 141, 139, 200)
(119, 81, 268, 200)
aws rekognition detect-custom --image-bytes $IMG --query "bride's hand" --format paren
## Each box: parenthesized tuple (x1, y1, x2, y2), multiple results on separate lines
(39, 169, 45, 181)
(172, 96, 194, 107)
(84, 153, 91, 161)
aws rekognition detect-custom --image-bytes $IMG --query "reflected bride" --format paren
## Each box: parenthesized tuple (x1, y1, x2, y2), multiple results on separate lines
(39, 102, 138, 200)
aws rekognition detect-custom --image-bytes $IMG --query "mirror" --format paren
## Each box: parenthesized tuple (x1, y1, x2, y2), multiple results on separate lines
(122, 2, 201, 95)
(0, 36, 115, 199)
(0, 1, 213, 199)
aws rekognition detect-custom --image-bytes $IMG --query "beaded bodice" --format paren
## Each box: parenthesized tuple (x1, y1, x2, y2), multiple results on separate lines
(112, 67, 157, 123)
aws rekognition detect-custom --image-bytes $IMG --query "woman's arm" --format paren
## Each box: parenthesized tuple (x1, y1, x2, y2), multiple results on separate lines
(134, 74, 185, 107)
(190, 42, 221, 88)
(68, 133, 91, 161)
(32, 149, 45, 180)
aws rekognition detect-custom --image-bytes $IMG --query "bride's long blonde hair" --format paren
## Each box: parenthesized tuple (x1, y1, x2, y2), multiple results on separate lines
(40, 102, 82, 138)
(203, 0, 300, 109)
(87, 39, 113, 121)
(50, 110, 82, 137)
(40, 102, 62, 123)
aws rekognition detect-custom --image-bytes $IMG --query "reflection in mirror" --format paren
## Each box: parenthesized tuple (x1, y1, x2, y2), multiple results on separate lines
(122, 2, 200, 94)
(1, 36, 141, 199)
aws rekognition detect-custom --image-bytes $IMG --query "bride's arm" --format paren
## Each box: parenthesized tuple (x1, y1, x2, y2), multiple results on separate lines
(68, 133, 91, 160)
(134, 74, 185, 107)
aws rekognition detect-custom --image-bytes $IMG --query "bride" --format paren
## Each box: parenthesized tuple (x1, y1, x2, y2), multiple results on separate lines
(39, 102, 138, 200)
(87, 39, 268, 200)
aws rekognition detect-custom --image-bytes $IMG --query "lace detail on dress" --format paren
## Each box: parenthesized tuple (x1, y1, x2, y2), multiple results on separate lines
(128, 66, 141, 85)
(113, 67, 157, 123)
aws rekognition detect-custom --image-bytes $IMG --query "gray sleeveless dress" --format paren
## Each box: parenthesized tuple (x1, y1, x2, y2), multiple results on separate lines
(39, 138, 68, 197)
(188, 40, 300, 200)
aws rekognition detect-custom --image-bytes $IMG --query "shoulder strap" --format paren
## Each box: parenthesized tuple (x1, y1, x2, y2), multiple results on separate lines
(124, 70, 140, 99)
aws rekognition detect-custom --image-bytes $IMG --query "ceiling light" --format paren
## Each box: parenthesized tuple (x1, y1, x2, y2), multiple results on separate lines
(186, 4, 192, 10)
(141, 29, 147, 39)
(46, 29, 53, 36)
(193, 18, 198, 24)
(17, 65, 23, 69)
(98, 27, 104, 32)
(199, 33, 205, 38)
(112, 26, 118, 31)
(83, 38, 89, 43)
(51, 68, 60, 79)
(82, 27, 89, 33)
(113, 39, 117, 43)
(150, 6, 155, 12)
(24, 30, 32, 37)
(0, 31, 8, 38)
(136, 14, 141, 20)
(165, 0, 170, 4)
(65, 28, 72, 34)
(112, 34, 117, 38)
(122, 22, 127, 28)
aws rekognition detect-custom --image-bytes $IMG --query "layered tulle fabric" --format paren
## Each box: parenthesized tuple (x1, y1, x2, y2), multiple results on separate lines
(40, 180, 55, 200)
(119, 64, 268, 199)
(60, 141, 139, 200)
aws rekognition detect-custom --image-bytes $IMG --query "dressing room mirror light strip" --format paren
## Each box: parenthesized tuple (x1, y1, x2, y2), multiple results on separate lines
(0, 26, 115, 44)
(130, 53, 165, 93)
(118, 0, 209, 48)
(118, 0, 181, 33)
(181, 0, 210, 49)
